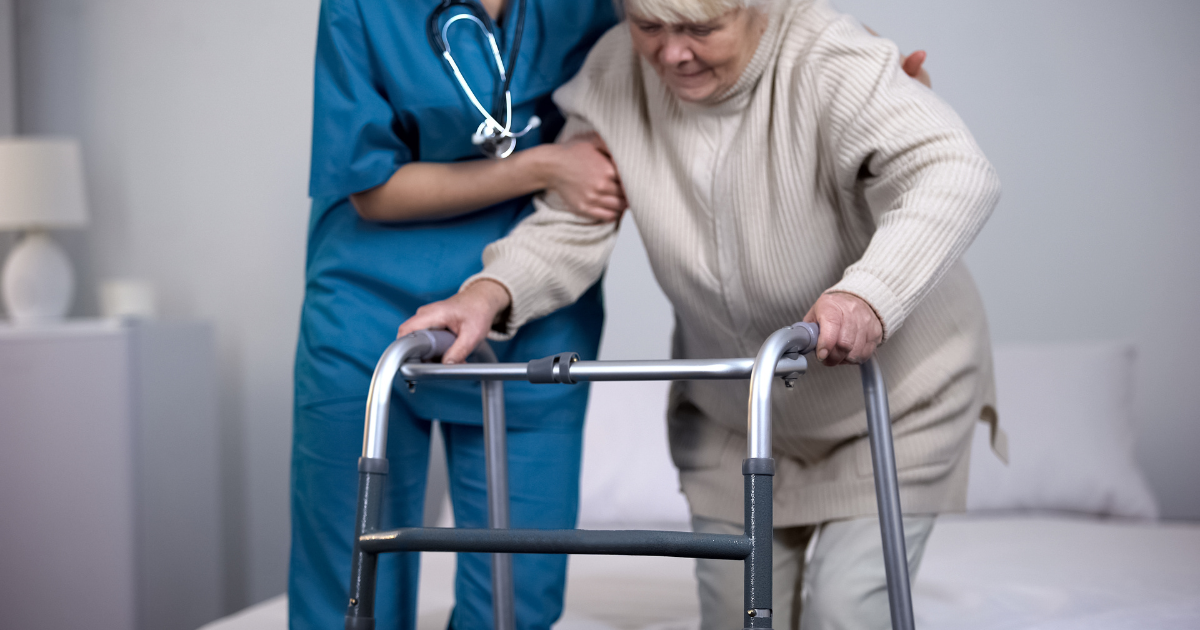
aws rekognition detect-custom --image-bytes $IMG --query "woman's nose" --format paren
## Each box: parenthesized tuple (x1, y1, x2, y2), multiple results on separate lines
(659, 35, 694, 66)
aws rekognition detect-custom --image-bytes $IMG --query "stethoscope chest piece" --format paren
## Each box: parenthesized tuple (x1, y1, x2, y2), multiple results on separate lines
(473, 123, 518, 159)
(428, 0, 539, 159)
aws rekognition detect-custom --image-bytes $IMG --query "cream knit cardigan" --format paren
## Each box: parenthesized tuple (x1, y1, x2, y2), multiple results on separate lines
(469, 0, 1003, 526)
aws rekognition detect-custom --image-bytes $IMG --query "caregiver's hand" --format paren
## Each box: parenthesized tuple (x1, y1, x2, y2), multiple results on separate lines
(533, 132, 627, 223)
(803, 292, 884, 367)
(902, 50, 931, 88)
(863, 26, 932, 88)
(396, 280, 512, 365)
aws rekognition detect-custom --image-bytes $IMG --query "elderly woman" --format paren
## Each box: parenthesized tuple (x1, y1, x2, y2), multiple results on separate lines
(401, 0, 1003, 627)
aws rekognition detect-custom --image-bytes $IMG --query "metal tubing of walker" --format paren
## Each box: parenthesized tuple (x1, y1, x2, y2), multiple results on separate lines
(473, 343, 516, 630)
(747, 323, 818, 460)
(861, 359, 916, 630)
(741, 323, 816, 629)
(348, 332, 445, 630)
(399, 357, 809, 382)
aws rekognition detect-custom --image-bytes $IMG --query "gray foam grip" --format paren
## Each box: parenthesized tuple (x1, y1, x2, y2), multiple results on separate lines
(790, 322, 820, 355)
(416, 329, 457, 360)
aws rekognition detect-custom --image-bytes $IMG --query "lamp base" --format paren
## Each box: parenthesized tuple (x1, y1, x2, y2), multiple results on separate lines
(2, 231, 76, 324)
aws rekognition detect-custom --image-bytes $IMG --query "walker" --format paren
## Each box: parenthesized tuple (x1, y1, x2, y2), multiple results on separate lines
(344, 323, 916, 630)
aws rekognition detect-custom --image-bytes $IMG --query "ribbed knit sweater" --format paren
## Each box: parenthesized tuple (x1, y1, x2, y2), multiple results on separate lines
(468, 0, 1003, 526)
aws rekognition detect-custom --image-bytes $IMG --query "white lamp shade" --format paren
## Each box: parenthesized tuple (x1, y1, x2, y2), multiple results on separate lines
(0, 138, 90, 230)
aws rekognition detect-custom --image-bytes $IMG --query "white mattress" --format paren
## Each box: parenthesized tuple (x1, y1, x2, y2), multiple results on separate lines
(200, 515, 1200, 630)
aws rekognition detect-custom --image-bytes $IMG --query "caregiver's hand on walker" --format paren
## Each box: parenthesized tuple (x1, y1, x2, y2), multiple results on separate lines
(803, 292, 884, 367)
(397, 279, 512, 364)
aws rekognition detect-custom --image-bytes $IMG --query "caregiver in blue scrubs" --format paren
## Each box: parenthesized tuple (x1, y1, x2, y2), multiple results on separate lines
(292, 1, 621, 629)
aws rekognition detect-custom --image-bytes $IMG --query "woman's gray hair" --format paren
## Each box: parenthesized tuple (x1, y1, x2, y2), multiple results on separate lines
(620, 0, 772, 23)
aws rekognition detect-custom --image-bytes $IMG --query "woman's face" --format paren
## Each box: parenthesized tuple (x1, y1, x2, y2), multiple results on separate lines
(628, 6, 767, 102)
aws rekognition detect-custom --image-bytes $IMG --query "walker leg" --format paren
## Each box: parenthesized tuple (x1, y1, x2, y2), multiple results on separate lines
(742, 458, 775, 629)
(861, 359, 915, 630)
(345, 457, 388, 630)
(482, 378, 516, 630)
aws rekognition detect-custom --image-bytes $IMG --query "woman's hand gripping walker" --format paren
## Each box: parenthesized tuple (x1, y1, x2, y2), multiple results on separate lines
(346, 317, 916, 630)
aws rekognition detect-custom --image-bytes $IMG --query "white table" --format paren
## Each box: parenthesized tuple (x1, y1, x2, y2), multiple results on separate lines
(0, 320, 222, 630)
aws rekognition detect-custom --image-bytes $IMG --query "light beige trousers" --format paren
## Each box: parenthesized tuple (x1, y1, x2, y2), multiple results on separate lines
(692, 515, 936, 630)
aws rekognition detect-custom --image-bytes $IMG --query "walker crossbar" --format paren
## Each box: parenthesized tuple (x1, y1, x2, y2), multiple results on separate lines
(344, 323, 916, 630)
(359, 528, 753, 559)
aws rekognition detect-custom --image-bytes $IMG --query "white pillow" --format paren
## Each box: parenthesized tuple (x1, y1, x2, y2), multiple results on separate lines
(967, 341, 1159, 519)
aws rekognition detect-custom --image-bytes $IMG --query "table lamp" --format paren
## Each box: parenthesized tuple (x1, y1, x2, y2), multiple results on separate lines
(0, 138, 90, 324)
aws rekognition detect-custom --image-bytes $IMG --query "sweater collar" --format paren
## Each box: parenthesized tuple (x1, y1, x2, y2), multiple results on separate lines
(693, 0, 789, 112)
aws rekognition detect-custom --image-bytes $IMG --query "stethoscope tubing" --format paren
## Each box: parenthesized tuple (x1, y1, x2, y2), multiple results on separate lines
(427, 0, 538, 158)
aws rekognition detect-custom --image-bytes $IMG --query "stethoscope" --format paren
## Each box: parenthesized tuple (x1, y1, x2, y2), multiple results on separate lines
(427, 0, 539, 159)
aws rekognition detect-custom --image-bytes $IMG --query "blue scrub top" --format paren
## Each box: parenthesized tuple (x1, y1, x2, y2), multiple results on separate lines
(297, 0, 618, 427)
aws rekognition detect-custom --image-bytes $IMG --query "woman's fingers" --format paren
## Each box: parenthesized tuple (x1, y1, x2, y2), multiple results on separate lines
(442, 321, 486, 365)
(397, 306, 449, 339)
(804, 292, 884, 367)
(395, 281, 512, 364)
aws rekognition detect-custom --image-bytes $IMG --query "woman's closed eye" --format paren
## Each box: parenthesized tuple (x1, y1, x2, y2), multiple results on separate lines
(632, 19, 662, 34)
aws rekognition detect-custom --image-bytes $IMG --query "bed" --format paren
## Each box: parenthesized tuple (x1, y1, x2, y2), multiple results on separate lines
(201, 341, 1200, 629)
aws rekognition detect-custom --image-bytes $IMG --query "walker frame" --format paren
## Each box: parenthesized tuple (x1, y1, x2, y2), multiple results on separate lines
(343, 323, 916, 630)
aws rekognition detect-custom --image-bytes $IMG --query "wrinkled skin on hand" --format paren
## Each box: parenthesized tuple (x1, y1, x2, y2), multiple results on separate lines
(803, 292, 884, 366)
(396, 279, 511, 364)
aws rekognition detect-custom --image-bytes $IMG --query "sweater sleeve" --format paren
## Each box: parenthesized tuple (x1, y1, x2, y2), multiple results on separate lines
(813, 18, 1001, 340)
(461, 116, 621, 340)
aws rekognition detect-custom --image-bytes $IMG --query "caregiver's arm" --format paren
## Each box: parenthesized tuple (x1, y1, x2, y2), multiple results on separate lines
(351, 136, 625, 223)
(813, 20, 1001, 351)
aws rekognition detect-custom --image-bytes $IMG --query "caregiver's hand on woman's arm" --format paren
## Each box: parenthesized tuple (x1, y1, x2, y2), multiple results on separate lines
(351, 137, 625, 223)
(396, 279, 512, 364)
(803, 292, 884, 367)
(544, 132, 627, 222)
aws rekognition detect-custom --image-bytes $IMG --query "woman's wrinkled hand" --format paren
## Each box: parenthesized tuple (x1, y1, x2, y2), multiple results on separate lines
(803, 292, 884, 367)
(396, 280, 512, 364)
(539, 132, 627, 223)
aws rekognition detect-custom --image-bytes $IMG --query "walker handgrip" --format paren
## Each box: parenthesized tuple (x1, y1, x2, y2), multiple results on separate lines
(413, 329, 458, 361)
(790, 322, 820, 355)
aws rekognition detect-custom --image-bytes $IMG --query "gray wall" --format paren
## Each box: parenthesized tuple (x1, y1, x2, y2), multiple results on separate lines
(7, 0, 1199, 615)
(11, 0, 317, 611)
(0, 0, 13, 136)
(0, 0, 13, 256)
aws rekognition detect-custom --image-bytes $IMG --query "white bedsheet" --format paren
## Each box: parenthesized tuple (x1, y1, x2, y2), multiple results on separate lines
(200, 515, 1200, 630)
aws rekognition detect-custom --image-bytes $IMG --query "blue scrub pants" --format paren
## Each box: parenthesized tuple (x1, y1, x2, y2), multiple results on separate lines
(289, 394, 584, 630)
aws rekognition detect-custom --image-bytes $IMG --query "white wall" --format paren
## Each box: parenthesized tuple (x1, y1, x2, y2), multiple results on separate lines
(9, 0, 1199, 616)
